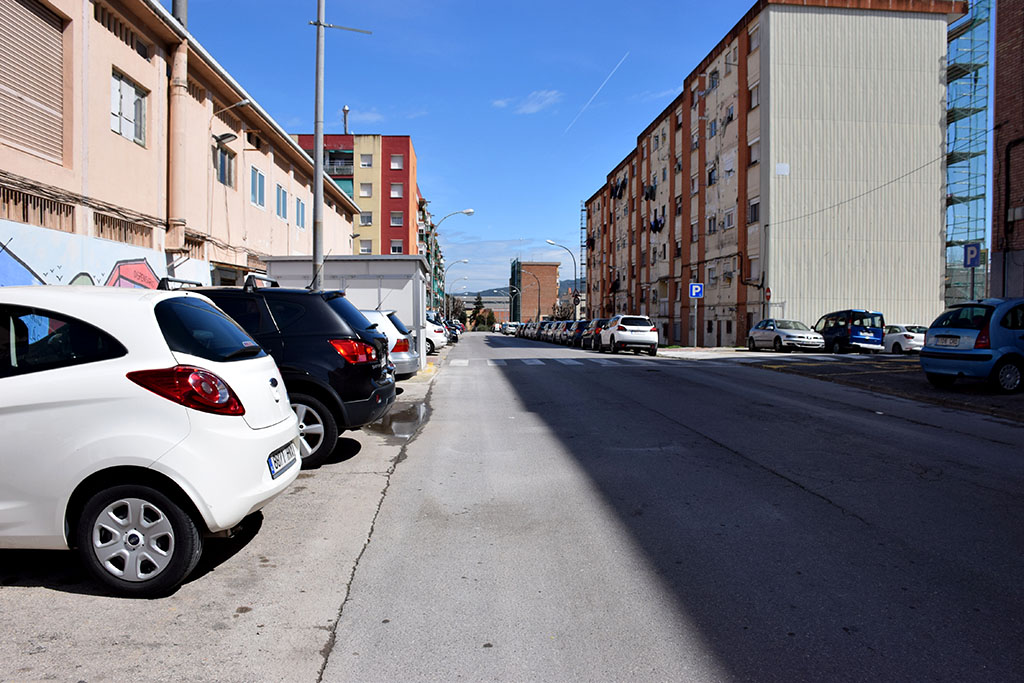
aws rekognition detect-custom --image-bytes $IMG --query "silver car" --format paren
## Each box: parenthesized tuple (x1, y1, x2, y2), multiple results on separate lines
(361, 309, 420, 379)
(747, 318, 824, 352)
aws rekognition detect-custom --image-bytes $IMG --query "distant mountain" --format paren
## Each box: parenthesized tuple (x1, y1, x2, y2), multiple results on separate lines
(461, 280, 586, 299)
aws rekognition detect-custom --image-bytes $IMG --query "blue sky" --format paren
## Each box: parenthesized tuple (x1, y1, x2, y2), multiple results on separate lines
(166, 0, 757, 291)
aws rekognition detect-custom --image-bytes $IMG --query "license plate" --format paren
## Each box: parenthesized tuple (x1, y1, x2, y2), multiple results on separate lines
(935, 336, 959, 347)
(268, 441, 298, 479)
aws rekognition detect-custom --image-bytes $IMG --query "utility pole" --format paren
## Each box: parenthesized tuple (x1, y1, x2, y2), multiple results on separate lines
(310, 1, 370, 289)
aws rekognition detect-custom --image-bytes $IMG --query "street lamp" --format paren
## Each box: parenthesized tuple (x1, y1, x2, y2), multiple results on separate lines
(546, 239, 578, 317)
(522, 269, 542, 322)
(445, 274, 469, 320)
(443, 259, 469, 319)
(429, 209, 474, 310)
(508, 285, 520, 322)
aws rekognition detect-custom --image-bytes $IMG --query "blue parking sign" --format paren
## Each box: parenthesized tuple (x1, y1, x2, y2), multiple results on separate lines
(689, 283, 704, 299)
(964, 243, 981, 268)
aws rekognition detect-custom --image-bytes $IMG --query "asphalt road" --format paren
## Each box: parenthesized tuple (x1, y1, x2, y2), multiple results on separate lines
(1, 333, 1022, 682)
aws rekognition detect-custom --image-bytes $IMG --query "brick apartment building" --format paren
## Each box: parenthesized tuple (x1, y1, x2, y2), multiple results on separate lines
(586, 0, 965, 347)
(510, 260, 560, 322)
(993, 0, 1024, 297)
(294, 134, 423, 258)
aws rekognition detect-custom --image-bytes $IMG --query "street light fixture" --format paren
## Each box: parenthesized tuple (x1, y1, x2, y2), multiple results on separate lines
(508, 285, 521, 322)
(429, 209, 474, 310)
(546, 239, 578, 317)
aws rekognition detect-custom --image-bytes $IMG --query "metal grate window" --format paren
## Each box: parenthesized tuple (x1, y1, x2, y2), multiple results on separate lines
(1, 185, 74, 232)
(94, 213, 151, 247)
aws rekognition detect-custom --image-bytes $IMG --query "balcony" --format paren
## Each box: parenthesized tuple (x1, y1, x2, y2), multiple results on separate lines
(325, 162, 353, 176)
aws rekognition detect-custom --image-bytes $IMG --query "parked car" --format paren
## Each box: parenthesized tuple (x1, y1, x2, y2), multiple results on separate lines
(183, 277, 396, 467)
(598, 314, 659, 355)
(0, 285, 300, 597)
(581, 318, 610, 350)
(747, 318, 824, 352)
(920, 298, 1024, 393)
(812, 309, 885, 354)
(422, 321, 448, 354)
(569, 319, 590, 347)
(362, 309, 420, 380)
(883, 324, 927, 354)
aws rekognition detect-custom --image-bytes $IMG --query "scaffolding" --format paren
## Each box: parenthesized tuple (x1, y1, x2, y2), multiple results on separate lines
(945, 0, 991, 304)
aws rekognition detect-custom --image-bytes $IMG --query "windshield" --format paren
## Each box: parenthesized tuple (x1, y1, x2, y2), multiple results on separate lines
(851, 313, 883, 328)
(777, 320, 810, 331)
(386, 312, 411, 335)
(906, 325, 927, 334)
(621, 317, 652, 327)
(930, 305, 993, 331)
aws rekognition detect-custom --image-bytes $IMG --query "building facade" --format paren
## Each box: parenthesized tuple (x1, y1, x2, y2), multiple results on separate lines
(294, 133, 422, 258)
(586, 0, 965, 347)
(510, 259, 560, 322)
(0, 0, 357, 289)
(992, 0, 1024, 297)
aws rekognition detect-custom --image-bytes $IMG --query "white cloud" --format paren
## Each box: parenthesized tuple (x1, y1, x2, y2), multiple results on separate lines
(491, 98, 512, 109)
(516, 90, 562, 115)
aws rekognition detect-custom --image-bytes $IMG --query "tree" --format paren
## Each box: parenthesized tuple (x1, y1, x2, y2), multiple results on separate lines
(551, 301, 574, 320)
(485, 310, 496, 328)
(447, 295, 466, 321)
(471, 293, 484, 321)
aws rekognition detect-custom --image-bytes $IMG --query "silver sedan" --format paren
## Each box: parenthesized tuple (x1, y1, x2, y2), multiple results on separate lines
(748, 319, 825, 352)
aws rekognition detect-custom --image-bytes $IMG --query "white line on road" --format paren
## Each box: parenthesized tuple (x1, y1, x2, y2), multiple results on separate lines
(449, 359, 469, 366)
(487, 359, 507, 366)
(521, 359, 545, 365)
(555, 359, 584, 365)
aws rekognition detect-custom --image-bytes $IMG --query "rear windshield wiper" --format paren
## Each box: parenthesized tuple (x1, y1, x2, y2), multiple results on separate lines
(223, 345, 265, 360)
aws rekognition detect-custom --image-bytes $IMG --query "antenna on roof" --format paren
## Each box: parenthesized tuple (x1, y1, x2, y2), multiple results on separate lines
(307, 248, 333, 290)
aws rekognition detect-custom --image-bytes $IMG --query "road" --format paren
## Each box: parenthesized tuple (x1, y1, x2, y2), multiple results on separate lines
(1, 333, 1022, 681)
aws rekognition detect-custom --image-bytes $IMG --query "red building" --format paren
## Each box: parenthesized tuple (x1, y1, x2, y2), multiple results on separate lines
(993, 0, 1024, 296)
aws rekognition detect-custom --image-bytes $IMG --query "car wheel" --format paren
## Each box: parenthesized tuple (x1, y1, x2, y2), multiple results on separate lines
(75, 484, 202, 598)
(747, 337, 756, 352)
(648, 346, 657, 356)
(291, 393, 339, 468)
(610, 337, 618, 354)
(992, 358, 1024, 394)
(926, 372, 956, 389)
(831, 340, 843, 354)
(773, 337, 786, 353)
(892, 342, 903, 355)
(426, 338, 435, 355)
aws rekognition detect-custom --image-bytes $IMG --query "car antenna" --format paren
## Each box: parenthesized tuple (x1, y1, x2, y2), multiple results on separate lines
(307, 249, 334, 290)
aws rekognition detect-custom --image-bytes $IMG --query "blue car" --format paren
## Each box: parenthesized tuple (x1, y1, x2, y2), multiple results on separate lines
(919, 298, 1024, 393)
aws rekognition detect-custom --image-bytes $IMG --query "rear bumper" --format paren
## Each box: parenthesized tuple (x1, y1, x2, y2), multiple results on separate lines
(343, 380, 397, 428)
(920, 349, 994, 378)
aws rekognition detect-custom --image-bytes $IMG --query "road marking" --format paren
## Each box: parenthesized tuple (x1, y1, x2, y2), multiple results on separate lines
(487, 359, 507, 366)
(555, 359, 584, 365)
(589, 358, 622, 365)
(449, 359, 468, 366)
(521, 359, 545, 365)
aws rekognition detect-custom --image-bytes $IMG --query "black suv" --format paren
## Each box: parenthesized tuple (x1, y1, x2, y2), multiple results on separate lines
(167, 276, 396, 467)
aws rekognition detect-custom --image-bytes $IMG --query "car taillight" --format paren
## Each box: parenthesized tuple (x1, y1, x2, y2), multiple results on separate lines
(392, 338, 410, 353)
(650, 326, 657, 332)
(329, 339, 378, 364)
(903, 334, 914, 340)
(617, 325, 627, 331)
(127, 366, 244, 415)
(975, 326, 990, 349)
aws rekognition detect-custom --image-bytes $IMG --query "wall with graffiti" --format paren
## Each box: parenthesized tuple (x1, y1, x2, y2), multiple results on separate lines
(1, 220, 210, 288)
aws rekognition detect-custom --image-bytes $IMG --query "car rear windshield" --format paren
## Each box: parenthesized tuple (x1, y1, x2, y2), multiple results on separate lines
(851, 313, 883, 328)
(386, 312, 411, 335)
(777, 320, 810, 331)
(621, 317, 652, 327)
(155, 297, 266, 362)
(930, 305, 993, 331)
(906, 325, 928, 334)
(324, 293, 372, 332)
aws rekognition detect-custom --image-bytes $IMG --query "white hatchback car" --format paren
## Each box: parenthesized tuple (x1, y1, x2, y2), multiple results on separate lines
(0, 286, 300, 597)
(361, 309, 420, 379)
(598, 314, 659, 355)
(884, 324, 927, 354)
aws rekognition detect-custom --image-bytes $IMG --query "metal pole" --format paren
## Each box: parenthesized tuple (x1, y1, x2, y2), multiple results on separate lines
(311, 0, 325, 290)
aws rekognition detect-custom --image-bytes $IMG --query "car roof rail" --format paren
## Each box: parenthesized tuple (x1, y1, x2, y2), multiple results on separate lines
(157, 277, 202, 290)
(242, 274, 280, 292)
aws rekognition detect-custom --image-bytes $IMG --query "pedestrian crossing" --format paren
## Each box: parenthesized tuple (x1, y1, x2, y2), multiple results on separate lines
(443, 353, 880, 369)
(446, 356, 690, 368)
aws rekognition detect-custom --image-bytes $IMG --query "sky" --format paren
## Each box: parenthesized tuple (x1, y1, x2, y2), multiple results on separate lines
(164, 0, 760, 292)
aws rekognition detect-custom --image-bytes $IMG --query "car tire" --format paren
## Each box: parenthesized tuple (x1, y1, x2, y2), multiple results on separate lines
(426, 338, 435, 355)
(747, 337, 756, 352)
(926, 372, 956, 389)
(610, 337, 618, 354)
(831, 340, 843, 354)
(648, 346, 657, 356)
(75, 484, 202, 598)
(597, 339, 605, 353)
(291, 393, 339, 468)
(892, 342, 903, 355)
(992, 358, 1024, 394)
(773, 337, 786, 353)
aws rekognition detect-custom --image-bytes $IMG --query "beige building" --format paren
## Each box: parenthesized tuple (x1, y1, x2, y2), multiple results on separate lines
(587, 0, 966, 347)
(0, 0, 357, 288)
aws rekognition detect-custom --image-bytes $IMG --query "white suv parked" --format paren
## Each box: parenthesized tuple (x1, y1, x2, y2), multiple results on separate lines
(598, 314, 659, 355)
(0, 286, 300, 597)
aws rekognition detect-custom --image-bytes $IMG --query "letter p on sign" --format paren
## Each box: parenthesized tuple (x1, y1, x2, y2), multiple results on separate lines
(964, 243, 981, 269)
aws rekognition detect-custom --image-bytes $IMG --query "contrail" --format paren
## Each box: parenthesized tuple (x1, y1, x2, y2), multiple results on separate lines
(563, 51, 630, 135)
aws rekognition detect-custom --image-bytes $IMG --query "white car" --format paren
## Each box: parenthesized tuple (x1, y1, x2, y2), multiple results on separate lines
(598, 314, 659, 355)
(884, 324, 927, 354)
(747, 318, 825, 352)
(361, 309, 420, 378)
(422, 320, 448, 355)
(0, 286, 300, 597)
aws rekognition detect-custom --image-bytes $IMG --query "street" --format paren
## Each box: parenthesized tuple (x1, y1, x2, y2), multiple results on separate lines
(2, 333, 1023, 681)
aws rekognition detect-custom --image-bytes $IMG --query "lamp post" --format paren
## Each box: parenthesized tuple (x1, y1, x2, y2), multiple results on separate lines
(443, 259, 469, 320)
(429, 209, 474, 311)
(546, 239, 578, 317)
(508, 285, 520, 322)
(522, 269, 542, 322)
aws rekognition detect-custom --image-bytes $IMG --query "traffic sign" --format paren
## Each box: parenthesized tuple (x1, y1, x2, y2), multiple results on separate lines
(964, 243, 981, 268)
(765, 287, 772, 302)
(573, 294, 581, 306)
(689, 283, 704, 299)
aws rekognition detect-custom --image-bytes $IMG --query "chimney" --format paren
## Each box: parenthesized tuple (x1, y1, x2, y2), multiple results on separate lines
(343, 105, 350, 135)
(172, 0, 187, 28)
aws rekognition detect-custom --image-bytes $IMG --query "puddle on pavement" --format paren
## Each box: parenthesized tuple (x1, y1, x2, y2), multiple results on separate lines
(365, 400, 430, 441)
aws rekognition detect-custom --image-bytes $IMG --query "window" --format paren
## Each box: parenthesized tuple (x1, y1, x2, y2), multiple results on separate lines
(675, 195, 683, 216)
(359, 183, 372, 198)
(748, 138, 761, 165)
(709, 119, 717, 138)
(707, 166, 718, 186)
(1, 306, 127, 378)
(690, 175, 698, 195)
(360, 154, 373, 168)
(390, 154, 404, 170)
(216, 147, 234, 187)
(111, 72, 146, 145)
(708, 266, 717, 283)
(724, 209, 735, 230)
(707, 320, 714, 333)
(360, 211, 373, 226)
(675, 240, 682, 257)
(296, 198, 306, 229)
(653, 136, 659, 151)
(691, 131, 700, 150)
(662, 167, 667, 182)
(691, 88, 698, 109)
(390, 240, 404, 254)
(749, 82, 760, 109)
(250, 167, 265, 207)
(726, 105, 734, 123)
(708, 217, 717, 234)
(390, 183, 403, 198)
(390, 211, 403, 227)
(275, 184, 288, 220)
(708, 70, 719, 90)
(749, 25, 760, 52)
(748, 198, 760, 224)
(359, 240, 372, 254)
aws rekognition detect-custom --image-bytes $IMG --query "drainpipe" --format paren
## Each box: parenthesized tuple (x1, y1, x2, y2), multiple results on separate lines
(1002, 137, 1024, 296)
(166, 41, 189, 261)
